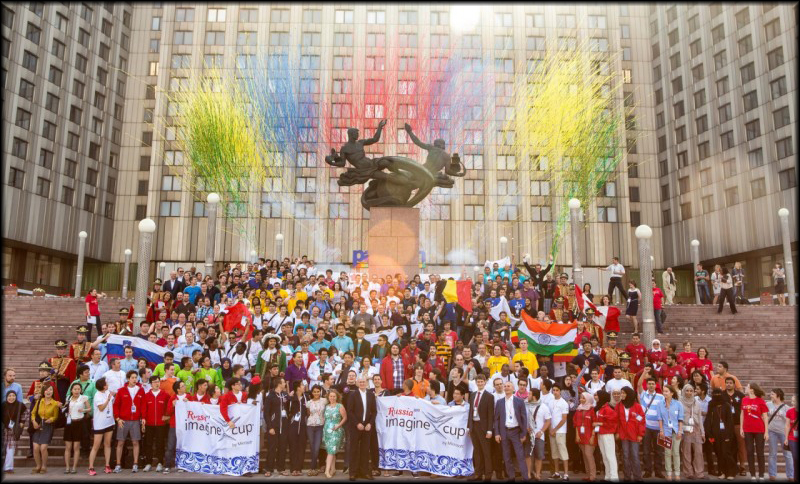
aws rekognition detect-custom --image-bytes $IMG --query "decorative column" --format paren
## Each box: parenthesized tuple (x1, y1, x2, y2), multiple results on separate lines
(74, 231, 88, 297)
(158, 262, 166, 281)
(636, 225, 655, 343)
(275, 233, 284, 261)
(121, 249, 132, 299)
(690, 239, 701, 305)
(568, 198, 583, 288)
(205, 193, 220, 277)
(134, 219, 156, 335)
(778, 208, 796, 306)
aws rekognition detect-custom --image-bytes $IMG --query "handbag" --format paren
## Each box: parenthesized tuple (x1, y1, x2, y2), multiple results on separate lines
(55, 401, 68, 429)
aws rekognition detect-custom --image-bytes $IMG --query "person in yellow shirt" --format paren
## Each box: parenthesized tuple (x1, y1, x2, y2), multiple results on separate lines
(511, 338, 539, 376)
(486, 343, 511, 376)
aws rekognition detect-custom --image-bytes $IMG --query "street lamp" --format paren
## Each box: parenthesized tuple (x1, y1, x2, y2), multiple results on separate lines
(122, 249, 132, 299)
(133, 219, 156, 334)
(276, 233, 284, 261)
(74, 231, 88, 298)
(636, 225, 655, 343)
(205, 193, 220, 277)
(158, 261, 166, 281)
(568, 198, 582, 287)
(690, 239, 701, 305)
(778, 208, 796, 306)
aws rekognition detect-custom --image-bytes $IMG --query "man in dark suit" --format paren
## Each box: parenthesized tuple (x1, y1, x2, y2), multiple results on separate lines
(468, 373, 495, 481)
(494, 381, 529, 481)
(352, 327, 372, 362)
(347, 375, 377, 481)
(162, 271, 184, 298)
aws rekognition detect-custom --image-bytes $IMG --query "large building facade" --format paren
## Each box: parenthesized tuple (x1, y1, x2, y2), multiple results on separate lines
(2, 3, 796, 299)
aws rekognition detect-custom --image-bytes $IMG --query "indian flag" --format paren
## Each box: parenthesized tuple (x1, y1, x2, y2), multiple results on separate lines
(512, 312, 577, 356)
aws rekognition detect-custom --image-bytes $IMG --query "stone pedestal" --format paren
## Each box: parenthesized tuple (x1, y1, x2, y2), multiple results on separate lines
(368, 207, 420, 280)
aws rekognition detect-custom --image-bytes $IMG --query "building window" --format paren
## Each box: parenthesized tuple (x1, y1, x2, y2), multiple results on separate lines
(328, 203, 349, 219)
(628, 161, 639, 179)
(21, 50, 37, 72)
(738, 35, 753, 56)
(724, 187, 739, 206)
(36, 177, 50, 197)
(629, 186, 640, 202)
(587, 15, 607, 29)
(767, 47, 784, 70)
(714, 50, 727, 70)
(597, 207, 618, 223)
(771, 77, 787, 100)
(78, 28, 90, 47)
(464, 205, 485, 221)
(239, 8, 258, 23)
(15, 108, 31, 130)
(776, 137, 794, 159)
(207, 8, 225, 22)
(464, 180, 484, 195)
(779, 168, 796, 190)
(60, 186, 74, 205)
(529, 180, 549, 196)
(773, 107, 791, 129)
(175, 8, 194, 22)
(83, 194, 95, 213)
(678, 176, 690, 195)
(695, 115, 708, 134)
(159, 201, 180, 217)
(748, 148, 764, 168)
(497, 180, 517, 194)
(662, 209, 672, 225)
(531, 206, 551, 222)
(745, 120, 761, 141)
(296, 177, 316, 193)
(712, 24, 725, 44)
(743, 91, 758, 112)
(205, 31, 225, 45)
(751, 178, 766, 199)
(701, 195, 714, 214)
(334, 9, 353, 24)
(718, 103, 732, 123)
(764, 19, 781, 41)
(134, 205, 147, 220)
(42, 120, 57, 141)
(676, 126, 687, 143)
(295, 203, 315, 218)
(8, 167, 24, 188)
(680, 202, 692, 220)
(494, 12, 513, 27)
(677, 151, 689, 168)
(721, 130, 735, 150)
(526, 13, 544, 27)
(673, 100, 685, 118)
(173, 31, 193, 45)
(366, 10, 384, 24)
(670, 53, 681, 70)
(498, 205, 518, 221)
(556, 14, 575, 28)
(698, 141, 711, 160)
(261, 200, 281, 218)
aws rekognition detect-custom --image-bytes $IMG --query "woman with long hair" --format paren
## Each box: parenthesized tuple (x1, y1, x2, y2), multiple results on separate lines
(618, 386, 646, 481)
(767, 388, 794, 481)
(741, 383, 770, 480)
(30, 384, 60, 473)
(87, 378, 114, 475)
(657, 385, 684, 481)
(710, 264, 723, 305)
(582, 283, 594, 303)
(689, 347, 713, 382)
(679, 384, 705, 479)
(306, 385, 326, 476)
(717, 268, 737, 314)
(689, 370, 708, 391)
(773, 263, 786, 306)
(63, 382, 90, 473)
(732, 261, 745, 302)
(322, 389, 347, 478)
(625, 281, 642, 334)
(574, 391, 597, 481)
(2, 390, 28, 473)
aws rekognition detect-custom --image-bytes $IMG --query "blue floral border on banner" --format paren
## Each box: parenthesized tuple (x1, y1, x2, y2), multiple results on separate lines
(176, 450, 259, 476)
(379, 448, 474, 476)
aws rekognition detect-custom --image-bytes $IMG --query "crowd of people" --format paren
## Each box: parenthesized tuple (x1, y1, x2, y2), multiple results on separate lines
(1, 254, 796, 482)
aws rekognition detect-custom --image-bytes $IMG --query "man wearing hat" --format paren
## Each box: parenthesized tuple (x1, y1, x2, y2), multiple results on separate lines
(116, 307, 133, 335)
(70, 325, 93, 363)
(553, 273, 574, 309)
(618, 353, 635, 384)
(49, 339, 77, 400)
(255, 334, 286, 378)
(145, 279, 164, 322)
(548, 296, 571, 322)
(582, 308, 604, 345)
(600, 332, 623, 380)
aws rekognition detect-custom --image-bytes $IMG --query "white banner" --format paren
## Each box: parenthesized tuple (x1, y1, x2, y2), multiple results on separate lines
(376, 396, 473, 477)
(175, 400, 261, 476)
(363, 323, 423, 347)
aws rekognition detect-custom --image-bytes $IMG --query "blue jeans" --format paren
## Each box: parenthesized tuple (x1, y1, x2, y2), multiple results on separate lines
(307, 425, 323, 469)
(544, 298, 553, 315)
(621, 439, 642, 480)
(654, 309, 663, 333)
(696, 282, 711, 304)
(768, 430, 794, 479)
(164, 427, 176, 468)
(790, 440, 799, 481)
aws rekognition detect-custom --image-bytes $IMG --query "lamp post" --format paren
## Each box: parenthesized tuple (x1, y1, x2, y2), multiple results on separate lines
(636, 225, 655, 343)
(250, 249, 257, 265)
(500, 236, 508, 260)
(134, 219, 156, 335)
(158, 262, 166, 281)
(276, 233, 284, 261)
(205, 193, 220, 277)
(778, 208, 796, 306)
(568, 198, 583, 288)
(473, 265, 480, 282)
(74, 231, 88, 298)
(690, 239, 701, 305)
(121, 249, 132, 299)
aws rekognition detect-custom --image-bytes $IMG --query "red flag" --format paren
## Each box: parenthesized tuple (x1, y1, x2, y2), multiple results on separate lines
(575, 286, 620, 333)
(456, 280, 473, 312)
(220, 301, 254, 340)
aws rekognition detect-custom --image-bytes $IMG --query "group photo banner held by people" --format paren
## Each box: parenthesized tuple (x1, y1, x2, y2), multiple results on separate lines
(175, 400, 260, 476)
(376, 396, 473, 477)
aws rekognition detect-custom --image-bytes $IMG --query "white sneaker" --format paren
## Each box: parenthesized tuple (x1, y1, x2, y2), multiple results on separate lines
(162, 467, 170, 474)
(155, 464, 163, 473)
(113, 466, 122, 473)
(132, 465, 138, 473)
(143, 464, 151, 472)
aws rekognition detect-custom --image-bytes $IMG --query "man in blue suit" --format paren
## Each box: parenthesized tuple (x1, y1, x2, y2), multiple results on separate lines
(494, 381, 529, 481)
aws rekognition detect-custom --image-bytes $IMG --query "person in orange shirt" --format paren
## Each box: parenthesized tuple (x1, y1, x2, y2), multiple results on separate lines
(709, 361, 743, 392)
(410, 364, 429, 398)
(159, 363, 178, 397)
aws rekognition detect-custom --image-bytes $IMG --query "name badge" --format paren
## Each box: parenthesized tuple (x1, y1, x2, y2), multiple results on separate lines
(579, 426, 585, 434)
(8, 421, 14, 429)
(473, 408, 480, 420)
(281, 409, 287, 418)
(67, 416, 72, 425)
(720, 422, 725, 430)
(731, 407, 735, 414)
(594, 425, 600, 432)
(293, 413, 301, 422)
(131, 404, 136, 413)
(635, 415, 643, 421)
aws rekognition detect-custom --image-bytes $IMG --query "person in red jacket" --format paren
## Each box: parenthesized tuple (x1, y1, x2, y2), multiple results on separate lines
(140, 374, 170, 472)
(400, 339, 421, 376)
(594, 390, 619, 482)
(164, 380, 190, 473)
(647, 339, 666, 366)
(219, 377, 248, 427)
(379, 344, 406, 395)
(624, 333, 648, 375)
(189, 378, 211, 404)
(618, 386, 646, 480)
(112, 370, 144, 473)
(574, 391, 598, 481)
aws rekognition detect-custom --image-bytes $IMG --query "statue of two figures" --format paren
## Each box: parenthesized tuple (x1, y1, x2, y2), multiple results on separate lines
(325, 120, 466, 209)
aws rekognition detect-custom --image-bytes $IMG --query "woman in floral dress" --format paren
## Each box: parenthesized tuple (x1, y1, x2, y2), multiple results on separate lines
(322, 389, 347, 478)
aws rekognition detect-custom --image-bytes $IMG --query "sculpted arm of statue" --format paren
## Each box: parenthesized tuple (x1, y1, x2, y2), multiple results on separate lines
(324, 148, 346, 168)
(363, 120, 387, 146)
(404, 123, 435, 151)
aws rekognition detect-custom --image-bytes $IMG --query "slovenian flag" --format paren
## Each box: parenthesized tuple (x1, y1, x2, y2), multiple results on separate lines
(105, 334, 166, 368)
(575, 286, 620, 333)
(512, 312, 577, 356)
(434, 280, 474, 312)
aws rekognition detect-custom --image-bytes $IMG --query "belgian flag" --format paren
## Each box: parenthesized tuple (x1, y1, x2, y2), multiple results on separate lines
(434, 279, 473, 312)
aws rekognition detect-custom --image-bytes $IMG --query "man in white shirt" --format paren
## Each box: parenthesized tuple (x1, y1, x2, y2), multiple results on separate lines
(530, 366, 555, 390)
(585, 369, 606, 395)
(87, 348, 109, 381)
(308, 348, 333, 389)
(604, 256, 626, 304)
(495, 381, 529, 480)
(526, 388, 552, 481)
(547, 384, 571, 480)
(103, 358, 126, 395)
(604, 367, 633, 394)
(490, 364, 517, 390)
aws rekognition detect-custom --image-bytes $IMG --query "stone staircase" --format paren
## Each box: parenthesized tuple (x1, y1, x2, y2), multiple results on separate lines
(3, 296, 795, 473)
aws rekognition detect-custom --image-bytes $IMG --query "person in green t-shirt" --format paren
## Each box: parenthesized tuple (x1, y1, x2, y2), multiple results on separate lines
(694, 263, 711, 304)
(152, 351, 175, 379)
(195, 355, 223, 390)
(175, 356, 197, 392)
